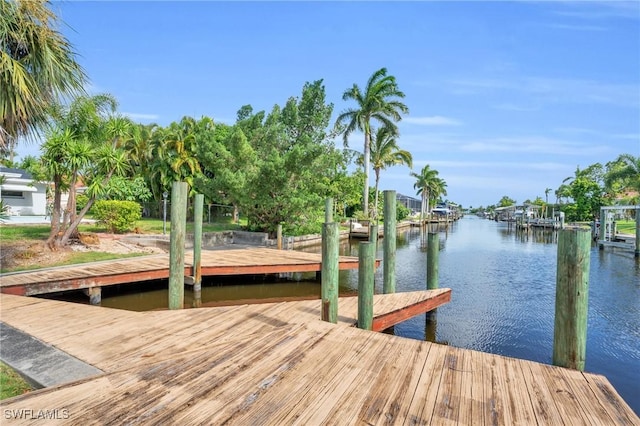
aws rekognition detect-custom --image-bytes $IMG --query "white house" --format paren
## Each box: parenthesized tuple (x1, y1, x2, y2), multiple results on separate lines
(0, 167, 48, 216)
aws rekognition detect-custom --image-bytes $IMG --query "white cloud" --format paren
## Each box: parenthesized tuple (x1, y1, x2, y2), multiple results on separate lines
(448, 76, 639, 108)
(413, 160, 568, 172)
(492, 103, 539, 112)
(552, 1, 640, 21)
(459, 136, 610, 156)
(122, 112, 160, 121)
(404, 116, 463, 126)
(546, 23, 607, 31)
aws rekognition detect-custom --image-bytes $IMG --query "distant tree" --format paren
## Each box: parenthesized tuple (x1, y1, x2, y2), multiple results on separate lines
(544, 187, 552, 204)
(335, 68, 409, 218)
(560, 165, 606, 221)
(605, 154, 640, 200)
(1, 0, 86, 159)
(430, 177, 448, 208)
(369, 126, 412, 220)
(498, 196, 516, 207)
(411, 165, 439, 221)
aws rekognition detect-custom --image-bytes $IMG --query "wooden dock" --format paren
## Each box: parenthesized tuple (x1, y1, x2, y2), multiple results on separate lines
(0, 248, 374, 296)
(0, 293, 637, 425)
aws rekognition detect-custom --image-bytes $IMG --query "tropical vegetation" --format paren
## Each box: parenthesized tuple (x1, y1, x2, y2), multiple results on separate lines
(334, 67, 409, 218)
(1, 0, 86, 160)
(369, 126, 412, 220)
(411, 165, 448, 221)
(471, 154, 639, 222)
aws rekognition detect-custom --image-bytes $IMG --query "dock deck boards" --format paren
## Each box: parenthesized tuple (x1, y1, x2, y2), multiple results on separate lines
(0, 248, 370, 296)
(0, 293, 637, 425)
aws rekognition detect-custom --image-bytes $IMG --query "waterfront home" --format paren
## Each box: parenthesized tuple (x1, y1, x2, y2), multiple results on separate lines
(0, 167, 47, 216)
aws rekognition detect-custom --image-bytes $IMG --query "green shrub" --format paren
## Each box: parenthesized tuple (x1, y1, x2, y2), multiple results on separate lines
(76, 194, 90, 213)
(396, 203, 411, 222)
(92, 200, 141, 233)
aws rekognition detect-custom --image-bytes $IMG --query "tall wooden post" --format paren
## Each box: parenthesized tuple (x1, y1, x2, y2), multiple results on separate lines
(321, 222, 339, 323)
(427, 232, 439, 290)
(169, 181, 187, 310)
(192, 194, 203, 308)
(553, 227, 590, 371)
(383, 190, 396, 294)
(277, 223, 283, 250)
(598, 208, 606, 248)
(325, 198, 334, 223)
(635, 208, 640, 257)
(369, 223, 378, 246)
(358, 241, 375, 330)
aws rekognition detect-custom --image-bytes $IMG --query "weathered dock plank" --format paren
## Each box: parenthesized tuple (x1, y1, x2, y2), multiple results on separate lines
(0, 293, 637, 425)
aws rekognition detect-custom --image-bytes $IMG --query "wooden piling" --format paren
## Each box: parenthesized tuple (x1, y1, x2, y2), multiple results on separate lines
(427, 232, 439, 290)
(598, 208, 606, 247)
(553, 227, 590, 371)
(169, 181, 187, 310)
(383, 190, 396, 294)
(192, 194, 203, 308)
(635, 207, 640, 257)
(277, 223, 283, 250)
(321, 222, 339, 323)
(425, 311, 437, 342)
(325, 198, 333, 223)
(358, 241, 375, 330)
(88, 287, 101, 306)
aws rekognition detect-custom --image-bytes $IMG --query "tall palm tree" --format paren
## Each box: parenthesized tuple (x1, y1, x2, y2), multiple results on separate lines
(335, 67, 409, 217)
(411, 165, 439, 222)
(605, 154, 640, 197)
(370, 126, 412, 220)
(1, 0, 86, 157)
(429, 177, 448, 208)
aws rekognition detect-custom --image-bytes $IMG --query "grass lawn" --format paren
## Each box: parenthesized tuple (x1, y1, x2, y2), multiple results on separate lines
(616, 220, 636, 235)
(0, 218, 247, 273)
(0, 218, 245, 244)
(0, 362, 31, 400)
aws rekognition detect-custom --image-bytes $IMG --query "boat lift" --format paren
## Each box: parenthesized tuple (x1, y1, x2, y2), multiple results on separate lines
(597, 205, 640, 257)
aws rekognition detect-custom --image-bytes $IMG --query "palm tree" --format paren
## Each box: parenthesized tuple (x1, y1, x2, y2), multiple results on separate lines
(335, 68, 409, 217)
(429, 177, 448, 208)
(411, 165, 439, 222)
(370, 126, 412, 220)
(42, 94, 132, 249)
(1, 0, 86, 157)
(605, 154, 640, 198)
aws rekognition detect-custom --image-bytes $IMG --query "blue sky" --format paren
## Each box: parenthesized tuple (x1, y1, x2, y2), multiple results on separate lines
(18, 1, 640, 208)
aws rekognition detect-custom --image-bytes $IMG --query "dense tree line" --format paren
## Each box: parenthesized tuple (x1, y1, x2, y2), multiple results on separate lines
(472, 155, 639, 221)
(1, 1, 452, 245)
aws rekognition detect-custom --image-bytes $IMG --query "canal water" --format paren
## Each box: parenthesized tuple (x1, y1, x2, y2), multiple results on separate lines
(98, 216, 640, 414)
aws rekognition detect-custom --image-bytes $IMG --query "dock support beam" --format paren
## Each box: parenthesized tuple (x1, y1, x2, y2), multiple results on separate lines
(383, 190, 396, 294)
(636, 208, 640, 257)
(321, 222, 339, 323)
(169, 181, 187, 310)
(553, 227, 590, 371)
(427, 232, 439, 290)
(192, 194, 203, 308)
(358, 242, 375, 330)
(88, 287, 101, 306)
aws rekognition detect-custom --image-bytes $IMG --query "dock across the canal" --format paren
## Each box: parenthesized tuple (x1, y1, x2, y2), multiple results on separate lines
(0, 248, 375, 297)
(0, 292, 636, 425)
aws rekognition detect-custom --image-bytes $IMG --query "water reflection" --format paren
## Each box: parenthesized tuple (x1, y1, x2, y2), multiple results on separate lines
(96, 216, 638, 415)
